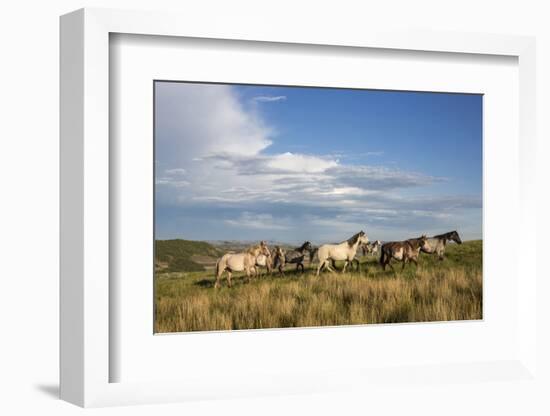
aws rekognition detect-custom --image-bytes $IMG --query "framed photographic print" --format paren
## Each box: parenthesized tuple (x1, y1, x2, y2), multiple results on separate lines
(60, 8, 538, 408)
(153, 80, 482, 334)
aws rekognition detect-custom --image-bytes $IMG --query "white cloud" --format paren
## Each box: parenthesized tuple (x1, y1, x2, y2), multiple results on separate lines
(267, 152, 337, 173)
(252, 95, 287, 102)
(155, 178, 190, 187)
(165, 168, 186, 175)
(155, 82, 272, 163)
(224, 212, 290, 230)
(319, 186, 373, 196)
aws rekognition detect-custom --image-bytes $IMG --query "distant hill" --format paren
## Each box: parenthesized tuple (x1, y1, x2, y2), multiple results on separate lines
(155, 239, 317, 274)
(155, 239, 222, 273)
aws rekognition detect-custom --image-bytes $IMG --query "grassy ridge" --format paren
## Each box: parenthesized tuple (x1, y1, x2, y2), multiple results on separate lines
(155, 239, 221, 273)
(154, 240, 482, 332)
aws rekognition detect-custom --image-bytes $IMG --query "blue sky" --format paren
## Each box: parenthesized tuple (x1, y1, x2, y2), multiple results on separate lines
(155, 82, 482, 243)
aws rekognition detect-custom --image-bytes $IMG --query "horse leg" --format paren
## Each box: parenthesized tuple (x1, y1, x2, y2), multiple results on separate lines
(226, 271, 232, 288)
(401, 258, 407, 271)
(316, 261, 324, 276)
(215, 267, 224, 289)
(341, 260, 348, 273)
(325, 261, 336, 273)
(299, 263, 305, 273)
(317, 260, 330, 276)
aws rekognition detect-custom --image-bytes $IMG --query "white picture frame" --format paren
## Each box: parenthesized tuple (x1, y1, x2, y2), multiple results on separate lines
(60, 8, 538, 408)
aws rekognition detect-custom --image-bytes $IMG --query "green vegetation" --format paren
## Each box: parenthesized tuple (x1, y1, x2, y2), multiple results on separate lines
(154, 240, 482, 332)
(155, 239, 221, 273)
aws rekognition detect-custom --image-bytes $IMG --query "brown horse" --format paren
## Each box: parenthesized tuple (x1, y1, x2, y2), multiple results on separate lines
(380, 235, 429, 271)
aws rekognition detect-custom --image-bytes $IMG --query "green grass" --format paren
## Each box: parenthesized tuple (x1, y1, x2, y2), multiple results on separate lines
(154, 240, 482, 332)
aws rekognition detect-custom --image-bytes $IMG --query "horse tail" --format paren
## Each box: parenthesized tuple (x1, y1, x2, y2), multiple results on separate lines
(379, 247, 386, 266)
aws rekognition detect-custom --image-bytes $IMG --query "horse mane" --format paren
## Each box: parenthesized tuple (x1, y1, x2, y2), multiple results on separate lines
(433, 231, 456, 240)
(246, 244, 261, 254)
(295, 241, 310, 252)
(406, 239, 421, 249)
(346, 231, 363, 247)
(407, 235, 427, 249)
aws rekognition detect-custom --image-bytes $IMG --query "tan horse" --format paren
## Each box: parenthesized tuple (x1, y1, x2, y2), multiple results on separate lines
(316, 231, 369, 276)
(214, 241, 270, 288)
(254, 250, 273, 277)
(272, 246, 287, 276)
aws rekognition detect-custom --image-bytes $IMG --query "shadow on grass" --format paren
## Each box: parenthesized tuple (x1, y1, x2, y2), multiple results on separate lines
(193, 257, 436, 288)
(194, 274, 255, 288)
(195, 278, 214, 288)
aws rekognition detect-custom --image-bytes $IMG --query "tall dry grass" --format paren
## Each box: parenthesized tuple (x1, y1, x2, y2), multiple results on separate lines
(154, 241, 482, 332)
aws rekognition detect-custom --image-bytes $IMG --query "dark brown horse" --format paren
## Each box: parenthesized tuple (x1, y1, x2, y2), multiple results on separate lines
(380, 235, 429, 271)
(282, 241, 313, 273)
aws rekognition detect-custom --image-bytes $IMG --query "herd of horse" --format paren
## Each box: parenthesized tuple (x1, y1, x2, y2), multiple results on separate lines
(213, 230, 462, 288)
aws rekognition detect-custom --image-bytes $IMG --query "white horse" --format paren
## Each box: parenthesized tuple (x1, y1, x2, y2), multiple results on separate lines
(362, 240, 381, 256)
(370, 240, 381, 256)
(316, 231, 369, 276)
(254, 251, 273, 277)
(214, 241, 270, 288)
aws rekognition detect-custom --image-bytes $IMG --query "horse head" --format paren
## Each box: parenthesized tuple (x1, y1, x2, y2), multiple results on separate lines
(419, 235, 430, 250)
(259, 241, 271, 256)
(249, 241, 270, 257)
(450, 231, 462, 244)
(358, 231, 369, 246)
(347, 230, 368, 247)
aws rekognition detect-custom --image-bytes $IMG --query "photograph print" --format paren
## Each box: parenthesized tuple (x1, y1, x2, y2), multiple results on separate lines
(154, 81, 482, 333)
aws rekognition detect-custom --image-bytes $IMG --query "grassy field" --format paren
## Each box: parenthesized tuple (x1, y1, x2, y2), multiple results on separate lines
(154, 240, 482, 333)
